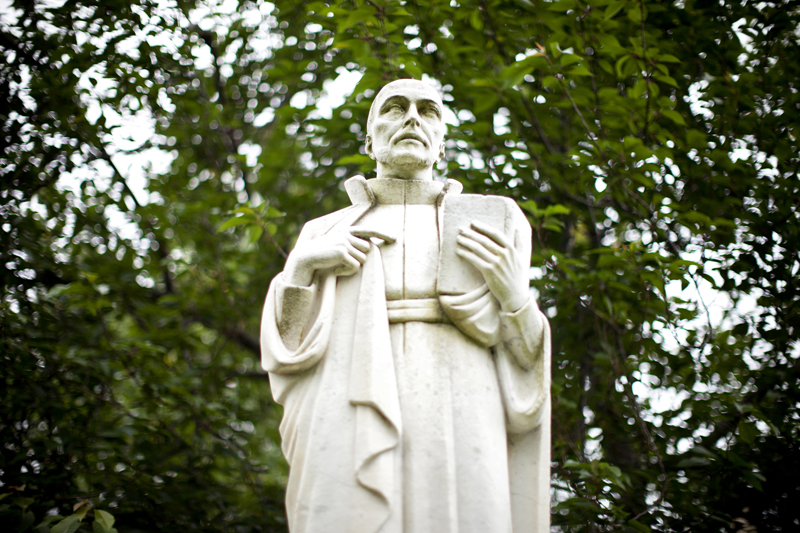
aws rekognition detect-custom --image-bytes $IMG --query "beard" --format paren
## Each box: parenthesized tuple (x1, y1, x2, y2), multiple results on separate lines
(373, 143, 437, 172)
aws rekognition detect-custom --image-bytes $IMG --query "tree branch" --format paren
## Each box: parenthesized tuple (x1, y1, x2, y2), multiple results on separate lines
(479, 0, 557, 155)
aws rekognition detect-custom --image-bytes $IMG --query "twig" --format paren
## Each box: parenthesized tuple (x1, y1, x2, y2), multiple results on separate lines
(549, 65, 601, 153)
(609, 329, 669, 523)
(479, 0, 557, 155)
(577, 15, 606, 141)
(638, 0, 651, 140)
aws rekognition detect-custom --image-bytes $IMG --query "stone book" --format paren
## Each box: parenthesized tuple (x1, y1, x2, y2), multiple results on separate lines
(438, 193, 514, 295)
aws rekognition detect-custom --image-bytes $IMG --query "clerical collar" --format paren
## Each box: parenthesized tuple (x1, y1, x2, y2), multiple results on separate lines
(367, 178, 444, 205)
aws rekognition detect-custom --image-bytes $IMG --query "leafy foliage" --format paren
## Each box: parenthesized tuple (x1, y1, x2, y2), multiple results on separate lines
(2, 0, 799, 532)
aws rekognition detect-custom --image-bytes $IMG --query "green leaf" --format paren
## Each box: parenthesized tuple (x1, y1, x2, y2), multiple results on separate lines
(37, 514, 64, 530)
(499, 66, 528, 90)
(541, 75, 559, 89)
(738, 421, 757, 444)
(676, 456, 711, 468)
(330, 38, 363, 50)
(249, 225, 264, 243)
(499, 55, 547, 89)
(520, 200, 542, 216)
(21, 511, 36, 531)
(597, 34, 627, 56)
(469, 10, 484, 31)
(401, 60, 424, 80)
(218, 214, 256, 232)
(336, 154, 373, 166)
(742, 469, 764, 492)
(544, 204, 570, 216)
(627, 4, 643, 23)
(559, 53, 581, 67)
(654, 73, 678, 87)
(628, 519, 652, 532)
(548, 0, 576, 12)
(473, 93, 499, 114)
(661, 109, 687, 125)
(15, 497, 35, 511)
(686, 129, 707, 148)
(51, 516, 81, 533)
(94, 510, 115, 532)
(658, 53, 681, 63)
(338, 6, 375, 31)
(567, 65, 593, 77)
(604, 0, 626, 20)
(615, 56, 630, 78)
(74, 504, 89, 521)
(351, 70, 382, 98)
(692, 446, 718, 458)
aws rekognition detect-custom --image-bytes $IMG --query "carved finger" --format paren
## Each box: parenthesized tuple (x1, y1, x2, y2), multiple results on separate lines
(347, 244, 368, 265)
(459, 227, 504, 256)
(457, 234, 497, 265)
(346, 233, 372, 253)
(334, 254, 361, 276)
(456, 247, 492, 272)
(470, 220, 511, 248)
(350, 226, 397, 244)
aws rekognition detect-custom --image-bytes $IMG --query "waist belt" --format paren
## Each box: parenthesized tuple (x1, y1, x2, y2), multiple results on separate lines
(386, 298, 450, 324)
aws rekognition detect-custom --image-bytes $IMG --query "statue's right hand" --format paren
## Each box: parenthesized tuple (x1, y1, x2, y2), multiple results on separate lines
(284, 226, 395, 286)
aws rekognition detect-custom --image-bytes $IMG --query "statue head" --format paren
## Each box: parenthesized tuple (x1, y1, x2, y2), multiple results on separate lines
(365, 79, 446, 180)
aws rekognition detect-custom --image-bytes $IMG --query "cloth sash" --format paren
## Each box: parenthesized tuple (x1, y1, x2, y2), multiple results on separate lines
(348, 244, 402, 533)
(387, 298, 449, 324)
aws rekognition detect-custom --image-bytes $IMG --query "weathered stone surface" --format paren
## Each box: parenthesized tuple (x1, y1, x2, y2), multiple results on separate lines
(260, 79, 551, 533)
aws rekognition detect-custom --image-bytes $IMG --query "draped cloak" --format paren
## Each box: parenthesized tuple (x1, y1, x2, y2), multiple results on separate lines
(260, 176, 551, 533)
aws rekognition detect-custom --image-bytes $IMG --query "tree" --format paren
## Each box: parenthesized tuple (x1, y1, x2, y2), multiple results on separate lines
(2, 0, 798, 532)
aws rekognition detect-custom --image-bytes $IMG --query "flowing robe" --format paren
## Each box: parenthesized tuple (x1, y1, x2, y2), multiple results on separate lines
(261, 176, 551, 533)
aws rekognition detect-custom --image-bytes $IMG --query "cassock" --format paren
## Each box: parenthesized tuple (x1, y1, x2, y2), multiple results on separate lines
(261, 176, 551, 533)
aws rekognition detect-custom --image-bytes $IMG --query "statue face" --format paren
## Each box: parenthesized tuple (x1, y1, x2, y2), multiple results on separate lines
(366, 80, 446, 175)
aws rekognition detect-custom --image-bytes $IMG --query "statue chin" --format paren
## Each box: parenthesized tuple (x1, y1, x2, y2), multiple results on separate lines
(377, 150, 436, 176)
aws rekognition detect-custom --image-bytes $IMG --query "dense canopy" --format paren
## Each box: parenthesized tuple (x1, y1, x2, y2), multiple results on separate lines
(2, 0, 799, 532)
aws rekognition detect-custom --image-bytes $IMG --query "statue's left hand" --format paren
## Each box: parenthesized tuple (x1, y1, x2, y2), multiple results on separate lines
(456, 221, 529, 313)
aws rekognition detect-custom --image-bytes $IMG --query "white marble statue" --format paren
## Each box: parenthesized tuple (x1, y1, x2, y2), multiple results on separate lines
(260, 79, 551, 533)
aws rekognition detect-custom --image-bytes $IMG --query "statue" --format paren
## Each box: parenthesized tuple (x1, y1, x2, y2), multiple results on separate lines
(260, 79, 551, 533)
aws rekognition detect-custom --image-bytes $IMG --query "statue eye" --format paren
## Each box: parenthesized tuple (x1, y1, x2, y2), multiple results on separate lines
(422, 106, 441, 119)
(383, 103, 404, 115)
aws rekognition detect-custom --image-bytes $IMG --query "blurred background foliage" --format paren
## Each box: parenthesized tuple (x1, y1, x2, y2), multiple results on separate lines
(1, 0, 799, 531)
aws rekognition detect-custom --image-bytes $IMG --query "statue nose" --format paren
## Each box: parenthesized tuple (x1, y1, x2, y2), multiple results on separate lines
(403, 105, 421, 127)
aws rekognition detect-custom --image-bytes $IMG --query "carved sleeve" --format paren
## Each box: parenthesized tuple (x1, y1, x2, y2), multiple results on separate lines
(494, 202, 550, 434)
(496, 201, 546, 369)
(498, 298, 547, 370)
(275, 276, 317, 351)
(261, 220, 338, 376)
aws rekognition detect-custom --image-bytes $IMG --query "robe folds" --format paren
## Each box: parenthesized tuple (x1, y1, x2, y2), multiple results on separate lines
(260, 176, 551, 533)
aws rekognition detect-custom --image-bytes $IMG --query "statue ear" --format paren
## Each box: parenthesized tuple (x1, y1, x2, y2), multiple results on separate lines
(438, 143, 445, 161)
(366, 135, 375, 160)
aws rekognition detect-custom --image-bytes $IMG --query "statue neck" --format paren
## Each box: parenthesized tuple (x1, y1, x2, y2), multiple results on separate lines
(375, 161, 435, 182)
(367, 178, 444, 205)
